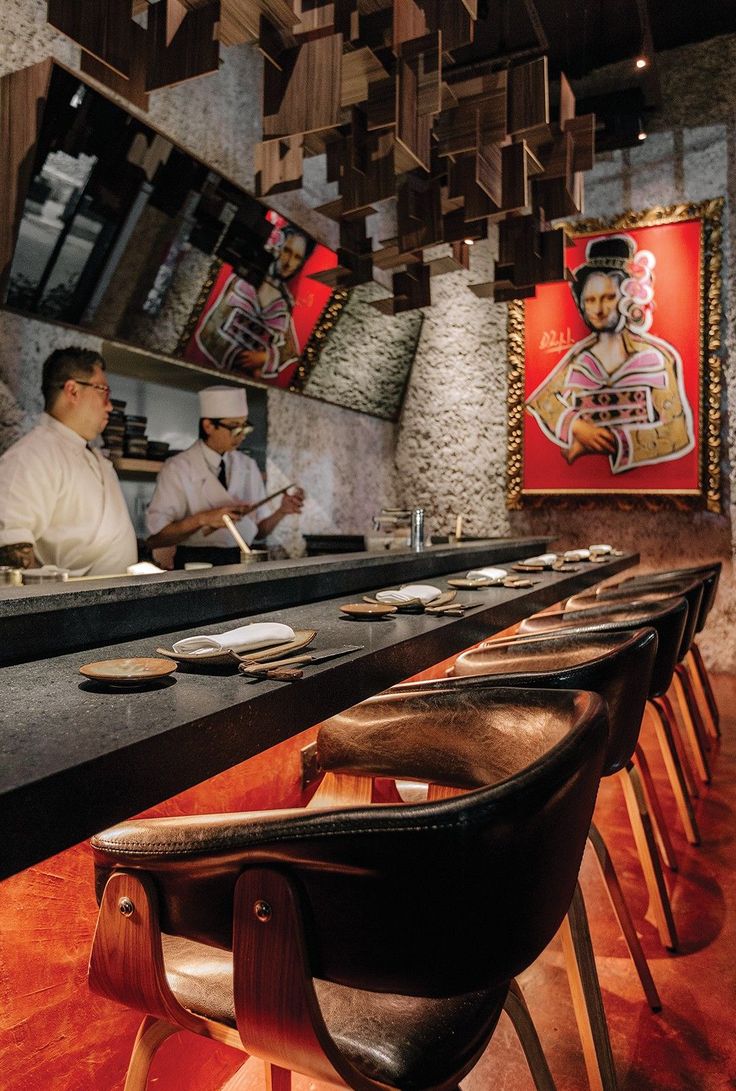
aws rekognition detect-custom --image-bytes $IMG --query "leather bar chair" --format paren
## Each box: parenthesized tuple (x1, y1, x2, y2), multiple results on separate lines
(89, 687, 608, 1091)
(515, 598, 700, 858)
(438, 627, 668, 988)
(615, 564, 721, 740)
(389, 632, 662, 1091)
(566, 577, 711, 786)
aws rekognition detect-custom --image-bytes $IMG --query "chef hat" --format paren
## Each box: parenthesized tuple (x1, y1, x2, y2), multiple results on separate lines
(198, 385, 248, 419)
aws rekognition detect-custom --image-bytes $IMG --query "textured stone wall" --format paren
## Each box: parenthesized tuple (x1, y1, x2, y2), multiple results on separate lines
(0, 0, 399, 554)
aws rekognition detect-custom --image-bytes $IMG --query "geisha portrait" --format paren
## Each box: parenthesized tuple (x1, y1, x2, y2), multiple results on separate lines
(526, 233, 695, 474)
(190, 225, 315, 382)
(181, 214, 337, 389)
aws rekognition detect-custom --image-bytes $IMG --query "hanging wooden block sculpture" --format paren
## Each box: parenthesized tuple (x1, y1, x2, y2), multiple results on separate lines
(46, 0, 597, 307)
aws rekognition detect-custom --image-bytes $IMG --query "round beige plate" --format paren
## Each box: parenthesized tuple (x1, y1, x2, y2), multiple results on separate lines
(79, 657, 177, 684)
(341, 602, 398, 618)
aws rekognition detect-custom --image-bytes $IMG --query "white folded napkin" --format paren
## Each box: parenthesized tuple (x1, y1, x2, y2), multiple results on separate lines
(524, 553, 558, 566)
(375, 583, 442, 605)
(172, 622, 295, 656)
(466, 567, 508, 581)
(563, 549, 590, 562)
(127, 561, 165, 575)
(589, 544, 613, 554)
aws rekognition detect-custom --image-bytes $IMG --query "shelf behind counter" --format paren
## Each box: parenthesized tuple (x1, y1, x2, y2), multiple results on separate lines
(0, 537, 550, 665)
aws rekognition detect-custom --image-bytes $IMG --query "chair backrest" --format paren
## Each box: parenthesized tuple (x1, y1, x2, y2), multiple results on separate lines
(518, 597, 688, 698)
(623, 567, 719, 628)
(441, 627, 657, 775)
(92, 687, 607, 999)
(618, 569, 718, 633)
(566, 578, 703, 658)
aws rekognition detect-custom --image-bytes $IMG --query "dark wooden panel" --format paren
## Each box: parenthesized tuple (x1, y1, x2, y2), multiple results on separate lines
(263, 32, 343, 136)
(394, 260, 431, 311)
(397, 172, 442, 253)
(80, 20, 149, 111)
(418, 0, 475, 52)
(565, 113, 596, 172)
(145, 0, 220, 91)
(501, 140, 529, 212)
(47, 0, 133, 77)
(507, 56, 549, 136)
(395, 31, 440, 171)
(498, 214, 539, 286)
(254, 134, 304, 195)
(0, 59, 53, 302)
(539, 226, 567, 283)
(392, 0, 426, 50)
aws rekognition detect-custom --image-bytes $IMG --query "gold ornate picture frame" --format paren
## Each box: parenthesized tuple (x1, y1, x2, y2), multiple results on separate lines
(507, 198, 723, 512)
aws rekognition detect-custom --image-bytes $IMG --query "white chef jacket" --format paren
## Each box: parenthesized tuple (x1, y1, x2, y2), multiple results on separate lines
(0, 413, 137, 576)
(146, 440, 272, 548)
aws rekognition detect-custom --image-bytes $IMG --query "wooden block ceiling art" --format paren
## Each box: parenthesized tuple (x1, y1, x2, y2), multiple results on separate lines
(47, 0, 596, 309)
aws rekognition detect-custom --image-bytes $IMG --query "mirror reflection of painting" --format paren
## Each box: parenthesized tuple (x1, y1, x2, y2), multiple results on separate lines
(526, 235, 695, 473)
(182, 217, 324, 388)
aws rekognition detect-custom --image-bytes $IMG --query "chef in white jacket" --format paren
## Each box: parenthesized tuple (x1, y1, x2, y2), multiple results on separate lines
(146, 385, 303, 567)
(0, 347, 137, 575)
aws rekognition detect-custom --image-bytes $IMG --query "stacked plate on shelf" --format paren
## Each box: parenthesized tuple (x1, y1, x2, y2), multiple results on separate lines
(125, 414, 148, 458)
(146, 440, 170, 461)
(102, 399, 126, 458)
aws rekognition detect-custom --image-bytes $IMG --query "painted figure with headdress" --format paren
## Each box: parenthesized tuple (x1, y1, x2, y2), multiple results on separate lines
(525, 234, 694, 472)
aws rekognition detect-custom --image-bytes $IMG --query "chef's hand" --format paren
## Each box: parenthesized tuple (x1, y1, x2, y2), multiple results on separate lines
(567, 420, 616, 462)
(279, 487, 304, 516)
(198, 504, 252, 530)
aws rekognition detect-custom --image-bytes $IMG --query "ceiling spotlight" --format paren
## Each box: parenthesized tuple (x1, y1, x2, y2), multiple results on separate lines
(463, 238, 475, 245)
(636, 57, 648, 69)
(638, 130, 647, 141)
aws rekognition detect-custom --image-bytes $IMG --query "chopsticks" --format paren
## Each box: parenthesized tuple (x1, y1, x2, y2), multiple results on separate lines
(222, 513, 252, 555)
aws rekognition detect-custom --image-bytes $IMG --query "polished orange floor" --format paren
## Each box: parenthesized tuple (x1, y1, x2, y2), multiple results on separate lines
(140, 672, 736, 1091)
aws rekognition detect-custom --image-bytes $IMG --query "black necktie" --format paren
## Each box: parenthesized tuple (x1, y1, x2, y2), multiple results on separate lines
(217, 458, 227, 489)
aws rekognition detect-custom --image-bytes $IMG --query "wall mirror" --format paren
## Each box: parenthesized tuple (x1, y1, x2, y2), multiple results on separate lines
(1, 60, 421, 421)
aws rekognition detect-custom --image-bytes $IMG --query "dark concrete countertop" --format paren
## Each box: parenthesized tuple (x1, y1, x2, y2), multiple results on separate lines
(0, 537, 549, 665)
(0, 551, 637, 879)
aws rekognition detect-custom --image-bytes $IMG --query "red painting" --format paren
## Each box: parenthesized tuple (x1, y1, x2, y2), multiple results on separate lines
(183, 211, 337, 389)
(522, 217, 703, 495)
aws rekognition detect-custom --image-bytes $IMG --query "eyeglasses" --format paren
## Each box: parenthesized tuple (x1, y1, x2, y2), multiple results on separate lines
(213, 420, 252, 437)
(63, 378, 112, 398)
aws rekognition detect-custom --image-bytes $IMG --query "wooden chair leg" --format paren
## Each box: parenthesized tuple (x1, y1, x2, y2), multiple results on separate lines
(124, 1016, 181, 1091)
(683, 650, 719, 741)
(631, 744, 678, 871)
(647, 702, 701, 845)
(587, 825, 662, 1012)
(689, 643, 720, 733)
(504, 979, 557, 1091)
(670, 669, 711, 784)
(265, 1062, 292, 1091)
(618, 764, 678, 951)
(559, 883, 619, 1091)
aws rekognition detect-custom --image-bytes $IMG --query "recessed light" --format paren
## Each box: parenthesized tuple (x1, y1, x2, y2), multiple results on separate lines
(636, 57, 648, 69)
(463, 238, 475, 245)
(638, 130, 647, 141)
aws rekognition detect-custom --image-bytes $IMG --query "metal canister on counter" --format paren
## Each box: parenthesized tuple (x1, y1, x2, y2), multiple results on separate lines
(410, 508, 425, 552)
(0, 566, 23, 586)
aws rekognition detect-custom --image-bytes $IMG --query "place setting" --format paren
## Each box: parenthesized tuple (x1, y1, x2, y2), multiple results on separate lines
(341, 583, 483, 620)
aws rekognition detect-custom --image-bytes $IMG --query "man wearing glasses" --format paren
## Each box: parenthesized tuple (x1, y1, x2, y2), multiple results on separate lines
(146, 385, 303, 567)
(0, 347, 137, 575)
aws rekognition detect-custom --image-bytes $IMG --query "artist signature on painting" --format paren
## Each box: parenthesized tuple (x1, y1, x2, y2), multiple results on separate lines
(539, 328, 575, 353)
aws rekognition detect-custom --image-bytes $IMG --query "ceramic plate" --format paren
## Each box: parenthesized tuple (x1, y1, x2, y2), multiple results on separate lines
(156, 629, 318, 667)
(447, 577, 500, 589)
(79, 657, 177, 685)
(340, 603, 398, 618)
(362, 589, 457, 610)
